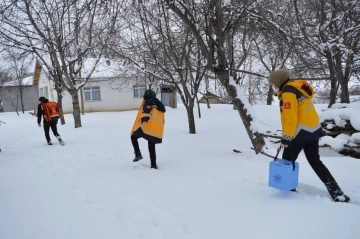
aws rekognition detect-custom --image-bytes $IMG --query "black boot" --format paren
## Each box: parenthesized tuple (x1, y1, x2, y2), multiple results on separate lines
(325, 181, 350, 202)
(333, 194, 350, 203)
(151, 164, 158, 169)
(133, 151, 143, 162)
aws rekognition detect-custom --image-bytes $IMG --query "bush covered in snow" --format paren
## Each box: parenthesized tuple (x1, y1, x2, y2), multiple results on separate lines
(319, 102, 360, 158)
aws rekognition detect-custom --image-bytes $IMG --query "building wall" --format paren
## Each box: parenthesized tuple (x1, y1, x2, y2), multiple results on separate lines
(38, 73, 162, 113)
(37, 70, 54, 101)
(61, 80, 146, 113)
(0, 86, 39, 112)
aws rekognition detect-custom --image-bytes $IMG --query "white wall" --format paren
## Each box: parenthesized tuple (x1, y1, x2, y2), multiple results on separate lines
(38, 70, 59, 102)
(62, 79, 145, 113)
(38, 72, 164, 113)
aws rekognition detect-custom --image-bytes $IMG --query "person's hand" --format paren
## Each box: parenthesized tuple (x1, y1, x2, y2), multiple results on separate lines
(280, 143, 288, 148)
(141, 116, 150, 123)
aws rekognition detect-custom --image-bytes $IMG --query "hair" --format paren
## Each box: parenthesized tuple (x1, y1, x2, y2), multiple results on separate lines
(143, 89, 156, 100)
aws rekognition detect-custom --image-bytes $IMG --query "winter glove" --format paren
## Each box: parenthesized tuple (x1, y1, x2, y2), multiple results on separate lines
(141, 116, 150, 123)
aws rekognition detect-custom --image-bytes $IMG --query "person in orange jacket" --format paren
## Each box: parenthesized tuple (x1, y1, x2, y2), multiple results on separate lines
(269, 69, 350, 202)
(130, 89, 165, 169)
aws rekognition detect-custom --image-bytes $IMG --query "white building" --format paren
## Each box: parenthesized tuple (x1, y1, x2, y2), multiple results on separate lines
(0, 75, 39, 112)
(33, 59, 176, 114)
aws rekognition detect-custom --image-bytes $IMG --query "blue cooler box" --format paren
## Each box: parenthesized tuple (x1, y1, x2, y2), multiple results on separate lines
(268, 159, 299, 191)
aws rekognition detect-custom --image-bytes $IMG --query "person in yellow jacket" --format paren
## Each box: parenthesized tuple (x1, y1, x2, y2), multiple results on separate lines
(130, 89, 165, 169)
(269, 69, 350, 203)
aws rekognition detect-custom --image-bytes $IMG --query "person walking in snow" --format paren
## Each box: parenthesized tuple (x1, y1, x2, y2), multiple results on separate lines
(269, 69, 350, 202)
(37, 96, 64, 145)
(130, 89, 166, 169)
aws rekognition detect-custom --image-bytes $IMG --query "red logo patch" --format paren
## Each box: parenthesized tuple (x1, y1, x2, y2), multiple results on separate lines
(147, 106, 152, 109)
(283, 102, 291, 109)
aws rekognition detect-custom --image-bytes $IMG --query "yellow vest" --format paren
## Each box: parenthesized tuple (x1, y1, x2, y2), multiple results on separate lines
(276, 79, 323, 143)
(131, 100, 165, 144)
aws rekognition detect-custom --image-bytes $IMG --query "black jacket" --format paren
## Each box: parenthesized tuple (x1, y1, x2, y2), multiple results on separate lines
(37, 99, 49, 124)
(141, 98, 166, 123)
(143, 98, 166, 114)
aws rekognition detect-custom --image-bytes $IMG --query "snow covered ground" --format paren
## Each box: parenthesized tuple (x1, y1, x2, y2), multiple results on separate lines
(1, 104, 359, 239)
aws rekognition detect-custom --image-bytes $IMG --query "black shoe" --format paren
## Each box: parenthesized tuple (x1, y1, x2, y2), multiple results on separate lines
(290, 188, 297, 192)
(326, 181, 350, 202)
(133, 152, 143, 162)
(151, 164, 158, 169)
(333, 194, 350, 203)
(56, 136, 65, 146)
(47, 141, 53, 145)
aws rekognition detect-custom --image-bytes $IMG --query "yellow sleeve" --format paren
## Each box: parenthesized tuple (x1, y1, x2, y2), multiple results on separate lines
(281, 92, 298, 143)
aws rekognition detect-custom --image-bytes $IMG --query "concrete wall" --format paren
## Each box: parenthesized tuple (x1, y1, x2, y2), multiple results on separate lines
(0, 86, 39, 112)
(38, 72, 162, 113)
(60, 80, 146, 113)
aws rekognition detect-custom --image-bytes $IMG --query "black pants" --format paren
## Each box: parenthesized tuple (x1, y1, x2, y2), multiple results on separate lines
(43, 120, 60, 142)
(131, 135, 156, 166)
(283, 140, 344, 198)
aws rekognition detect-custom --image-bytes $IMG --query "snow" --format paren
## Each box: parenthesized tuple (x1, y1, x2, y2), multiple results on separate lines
(81, 58, 124, 78)
(318, 102, 360, 151)
(320, 135, 349, 151)
(320, 102, 360, 129)
(229, 76, 262, 133)
(2, 75, 34, 86)
(350, 133, 360, 144)
(1, 104, 360, 239)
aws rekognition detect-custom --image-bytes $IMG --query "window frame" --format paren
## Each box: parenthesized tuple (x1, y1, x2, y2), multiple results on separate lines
(133, 84, 146, 98)
(83, 86, 101, 101)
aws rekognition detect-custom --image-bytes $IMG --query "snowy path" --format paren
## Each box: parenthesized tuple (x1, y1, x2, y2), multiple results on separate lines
(1, 105, 360, 239)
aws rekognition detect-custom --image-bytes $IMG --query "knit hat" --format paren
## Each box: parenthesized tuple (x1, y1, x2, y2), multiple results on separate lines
(143, 89, 156, 100)
(268, 69, 291, 89)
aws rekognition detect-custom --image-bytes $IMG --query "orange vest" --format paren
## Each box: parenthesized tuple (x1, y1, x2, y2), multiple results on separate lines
(130, 101, 165, 144)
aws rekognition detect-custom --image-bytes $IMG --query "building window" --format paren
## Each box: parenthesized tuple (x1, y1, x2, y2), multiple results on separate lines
(84, 86, 101, 101)
(133, 84, 146, 98)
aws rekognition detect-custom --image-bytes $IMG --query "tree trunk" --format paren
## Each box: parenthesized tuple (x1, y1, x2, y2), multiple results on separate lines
(335, 48, 350, 104)
(339, 81, 350, 103)
(196, 95, 201, 118)
(232, 96, 265, 153)
(57, 93, 66, 125)
(326, 52, 337, 108)
(186, 101, 196, 134)
(69, 90, 82, 128)
(54, 81, 65, 125)
(266, 85, 274, 105)
(328, 77, 337, 108)
(14, 107, 19, 116)
(205, 94, 211, 109)
(20, 88, 25, 113)
(218, 70, 265, 153)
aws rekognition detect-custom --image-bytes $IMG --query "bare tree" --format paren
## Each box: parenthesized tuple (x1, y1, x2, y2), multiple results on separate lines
(0, 69, 20, 115)
(164, 0, 271, 152)
(0, 67, 11, 87)
(0, 0, 121, 128)
(110, 1, 206, 134)
(2, 49, 33, 113)
(293, 0, 360, 107)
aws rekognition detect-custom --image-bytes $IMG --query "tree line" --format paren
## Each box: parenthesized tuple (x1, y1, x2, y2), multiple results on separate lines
(0, 0, 359, 153)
